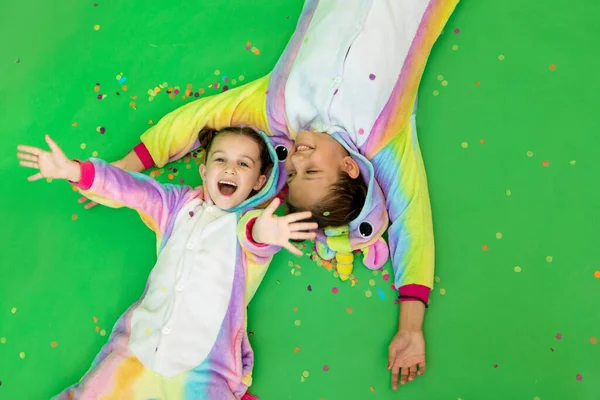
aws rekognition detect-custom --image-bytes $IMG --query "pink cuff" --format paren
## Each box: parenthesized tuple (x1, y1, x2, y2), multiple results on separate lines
(398, 284, 430, 304)
(133, 142, 155, 169)
(69, 160, 96, 190)
(246, 218, 267, 247)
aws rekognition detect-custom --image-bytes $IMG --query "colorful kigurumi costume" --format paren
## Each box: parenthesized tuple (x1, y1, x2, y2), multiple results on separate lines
(54, 130, 283, 399)
(134, 0, 458, 308)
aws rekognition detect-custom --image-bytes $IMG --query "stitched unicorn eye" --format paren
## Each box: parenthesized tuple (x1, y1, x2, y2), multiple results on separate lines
(359, 222, 374, 238)
(275, 145, 288, 161)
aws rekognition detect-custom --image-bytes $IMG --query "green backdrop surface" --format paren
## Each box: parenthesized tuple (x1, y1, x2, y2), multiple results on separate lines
(1, 0, 599, 399)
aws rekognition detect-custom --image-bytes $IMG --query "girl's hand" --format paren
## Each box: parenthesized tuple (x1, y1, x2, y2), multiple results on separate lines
(387, 330, 426, 390)
(252, 197, 317, 256)
(17, 135, 80, 182)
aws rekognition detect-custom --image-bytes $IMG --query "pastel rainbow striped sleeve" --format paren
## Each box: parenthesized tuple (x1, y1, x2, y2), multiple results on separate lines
(139, 75, 272, 168)
(76, 159, 194, 239)
(365, 0, 459, 303)
(237, 210, 282, 305)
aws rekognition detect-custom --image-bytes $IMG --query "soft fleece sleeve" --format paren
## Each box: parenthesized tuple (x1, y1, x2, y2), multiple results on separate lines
(135, 75, 272, 169)
(74, 159, 193, 237)
(236, 210, 282, 305)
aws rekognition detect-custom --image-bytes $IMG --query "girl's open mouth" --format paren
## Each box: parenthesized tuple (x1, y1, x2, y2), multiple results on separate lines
(218, 180, 237, 196)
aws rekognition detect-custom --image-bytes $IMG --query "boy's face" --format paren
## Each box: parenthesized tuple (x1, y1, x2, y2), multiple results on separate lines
(285, 130, 359, 209)
(200, 133, 267, 210)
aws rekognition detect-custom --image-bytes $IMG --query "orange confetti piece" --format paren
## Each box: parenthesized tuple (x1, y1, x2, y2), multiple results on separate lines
(167, 173, 174, 180)
(186, 83, 193, 89)
(482, 244, 489, 251)
(93, 316, 98, 323)
(51, 341, 57, 348)
(542, 160, 550, 167)
(594, 271, 600, 279)
(294, 347, 300, 353)
(96, 326, 101, 332)
(475, 81, 481, 86)
(591, 337, 597, 344)
(480, 139, 486, 144)
(72, 186, 79, 192)
(154, 87, 160, 93)
(549, 64, 557, 71)
(72, 122, 78, 127)
(93, 85, 100, 92)
(370, 386, 375, 392)
(148, 120, 153, 125)
(71, 214, 78, 221)
(346, 307, 353, 314)
(199, 88, 205, 94)
(254, 49, 261, 55)
(169, 93, 175, 99)
(293, 307, 298, 312)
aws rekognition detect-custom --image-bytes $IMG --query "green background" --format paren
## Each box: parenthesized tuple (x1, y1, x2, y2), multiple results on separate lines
(1, 0, 599, 399)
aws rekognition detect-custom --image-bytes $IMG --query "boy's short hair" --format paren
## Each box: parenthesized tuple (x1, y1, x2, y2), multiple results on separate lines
(289, 172, 367, 229)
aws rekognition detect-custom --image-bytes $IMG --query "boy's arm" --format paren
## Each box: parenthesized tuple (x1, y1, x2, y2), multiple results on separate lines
(119, 75, 271, 171)
(75, 158, 193, 235)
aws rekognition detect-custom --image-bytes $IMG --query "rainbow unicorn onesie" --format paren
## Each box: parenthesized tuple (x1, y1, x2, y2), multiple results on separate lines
(132, 0, 458, 307)
(54, 130, 284, 399)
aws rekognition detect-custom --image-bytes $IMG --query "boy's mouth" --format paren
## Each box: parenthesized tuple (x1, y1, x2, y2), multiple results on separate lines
(218, 180, 237, 196)
(295, 143, 314, 152)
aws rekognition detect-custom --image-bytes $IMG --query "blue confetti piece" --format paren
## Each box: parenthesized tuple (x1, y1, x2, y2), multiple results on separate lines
(118, 77, 127, 84)
(222, 76, 228, 81)
(377, 288, 386, 300)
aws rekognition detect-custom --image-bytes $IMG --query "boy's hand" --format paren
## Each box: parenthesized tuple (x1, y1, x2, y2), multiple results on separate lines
(17, 135, 80, 182)
(388, 330, 426, 390)
(252, 198, 317, 256)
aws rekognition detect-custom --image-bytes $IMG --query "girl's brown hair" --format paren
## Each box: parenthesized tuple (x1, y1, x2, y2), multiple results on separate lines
(198, 127, 272, 174)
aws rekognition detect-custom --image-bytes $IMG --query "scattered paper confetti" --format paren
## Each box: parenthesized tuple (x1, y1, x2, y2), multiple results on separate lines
(461, 142, 468, 148)
(93, 24, 100, 31)
(19, 352, 25, 359)
(514, 266, 522, 273)
(527, 151, 534, 157)
(0, 337, 6, 344)
(498, 54, 505, 61)
(549, 64, 556, 71)
(454, 28, 460, 34)
(433, 89, 440, 96)
(506, 189, 512, 196)
(594, 271, 600, 279)
(546, 256, 553, 263)
(370, 386, 375, 392)
(303, 371, 309, 378)
(542, 160, 550, 167)
(365, 289, 372, 298)
(442, 80, 448, 86)
(437, 75, 444, 81)
(377, 288, 386, 300)
(452, 44, 459, 51)
(322, 365, 329, 372)
(51, 341, 57, 348)
(294, 320, 301, 327)
(71, 214, 78, 221)
(369, 73, 376, 80)
(100, 329, 106, 336)
(294, 347, 300, 353)
(439, 288, 446, 295)
(346, 307, 353, 314)
(331, 287, 338, 294)
(590, 337, 597, 344)
(482, 244, 489, 251)
(576, 374, 582, 381)
(556, 333, 562, 340)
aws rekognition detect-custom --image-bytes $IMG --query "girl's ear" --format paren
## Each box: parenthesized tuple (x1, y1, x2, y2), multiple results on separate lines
(200, 164, 207, 182)
(253, 174, 267, 191)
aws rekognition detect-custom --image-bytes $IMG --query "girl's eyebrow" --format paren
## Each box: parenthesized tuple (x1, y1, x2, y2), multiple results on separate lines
(211, 150, 256, 164)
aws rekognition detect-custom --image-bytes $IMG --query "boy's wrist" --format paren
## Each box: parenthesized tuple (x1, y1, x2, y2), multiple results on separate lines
(66, 160, 82, 182)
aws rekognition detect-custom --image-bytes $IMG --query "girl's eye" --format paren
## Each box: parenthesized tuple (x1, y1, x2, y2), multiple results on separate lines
(214, 158, 225, 162)
(307, 170, 317, 174)
(240, 162, 249, 168)
(287, 172, 296, 178)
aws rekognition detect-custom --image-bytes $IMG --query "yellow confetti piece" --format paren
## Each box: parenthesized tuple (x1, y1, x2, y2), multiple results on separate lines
(368, 279, 376, 286)
(300, 376, 305, 383)
(11, 307, 17, 314)
(19, 352, 25, 359)
(232, 79, 237, 85)
(186, 164, 191, 169)
(145, 328, 152, 335)
(72, 214, 78, 221)
(534, 397, 541, 400)
(461, 142, 469, 148)
(93, 24, 100, 31)
(365, 289, 372, 298)
(433, 89, 440, 96)
(514, 266, 522, 273)
(80, 143, 87, 150)
(437, 75, 444, 81)
(370, 386, 375, 392)
(92, 151, 98, 157)
(294, 320, 301, 327)
(239, 75, 245, 81)
(215, 69, 220, 75)
(570, 160, 576, 165)
(498, 54, 505, 61)
(295, 271, 301, 277)
(506, 189, 512, 196)
(452, 44, 459, 50)
(372, 270, 379, 276)
(440, 288, 446, 295)
(496, 232, 503, 239)
(72, 122, 78, 127)
(100, 329, 106, 336)
(0, 337, 6, 344)
(546, 256, 553, 263)
(46, 178, 53, 183)
(442, 80, 449, 87)
(303, 371, 310, 378)
(527, 151, 534, 157)
(93, 316, 98, 323)
(323, 211, 330, 216)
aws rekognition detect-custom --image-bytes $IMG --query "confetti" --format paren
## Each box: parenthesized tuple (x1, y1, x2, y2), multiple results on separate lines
(377, 288, 386, 300)
(365, 289, 372, 298)
(514, 266, 522, 273)
(442, 80, 448, 86)
(322, 365, 329, 372)
(461, 142, 468, 148)
(452, 44, 459, 51)
(346, 307, 353, 314)
(437, 75, 444, 81)
(93, 24, 100, 31)
(93, 316, 98, 323)
(506, 189, 512, 196)
(496, 232, 503, 239)
(482, 244, 489, 251)
(369, 73, 376, 80)
(542, 160, 550, 167)
(576, 374, 583, 381)
(480, 139, 486, 144)
(80, 143, 87, 150)
(358, 128, 365, 135)
(527, 151, 534, 157)
(303, 371, 310, 378)
(433, 89, 440, 97)
(546, 256, 553, 263)
(331, 287, 339, 294)
(294, 320, 301, 327)
(549, 64, 556, 71)
(71, 214, 78, 221)
(475, 81, 481, 86)
(434, 276, 441, 283)
(51, 341, 57, 348)
(594, 271, 600, 278)
(369, 279, 376, 287)
(556, 333, 562, 340)
(92, 151, 98, 157)
(323, 211, 330, 216)
(11, 307, 17, 314)
(294, 347, 300, 353)
(239, 75, 245, 81)
(440, 288, 446, 295)
(100, 329, 106, 336)
(590, 337, 597, 344)
(454, 28, 460, 34)
(72, 122, 78, 127)
(534, 397, 541, 400)
(19, 352, 25, 359)
(370, 386, 375, 392)
(15, 57, 20, 63)
(494, 364, 498, 368)
(96, 326, 100, 332)
(498, 54, 505, 61)
(570, 160, 576, 165)
(0, 337, 6, 344)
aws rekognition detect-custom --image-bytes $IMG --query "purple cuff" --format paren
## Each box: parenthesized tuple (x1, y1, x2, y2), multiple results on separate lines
(398, 284, 430, 305)
(246, 217, 267, 247)
(69, 160, 96, 190)
(133, 142, 155, 169)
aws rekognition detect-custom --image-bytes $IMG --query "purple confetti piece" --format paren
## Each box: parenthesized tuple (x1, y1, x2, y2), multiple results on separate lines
(307, 285, 312, 292)
(369, 73, 376, 80)
(189, 211, 195, 217)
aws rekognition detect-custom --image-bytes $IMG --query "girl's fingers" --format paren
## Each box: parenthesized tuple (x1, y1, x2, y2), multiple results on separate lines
(17, 145, 42, 156)
(45, 135, 61, 153)
(27, 172, 43, 181)
(289, 231, 316, 241)
(283, 242, 303, 256)
(84, 201, 98, 209)
(285, 210, 313, 223)
(78, 196, 88, 204)
(19, 160, 39, 169)
(289, 222, 318, 232)
(263, 197, 281, 216)
(17, 152, 37, 162)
